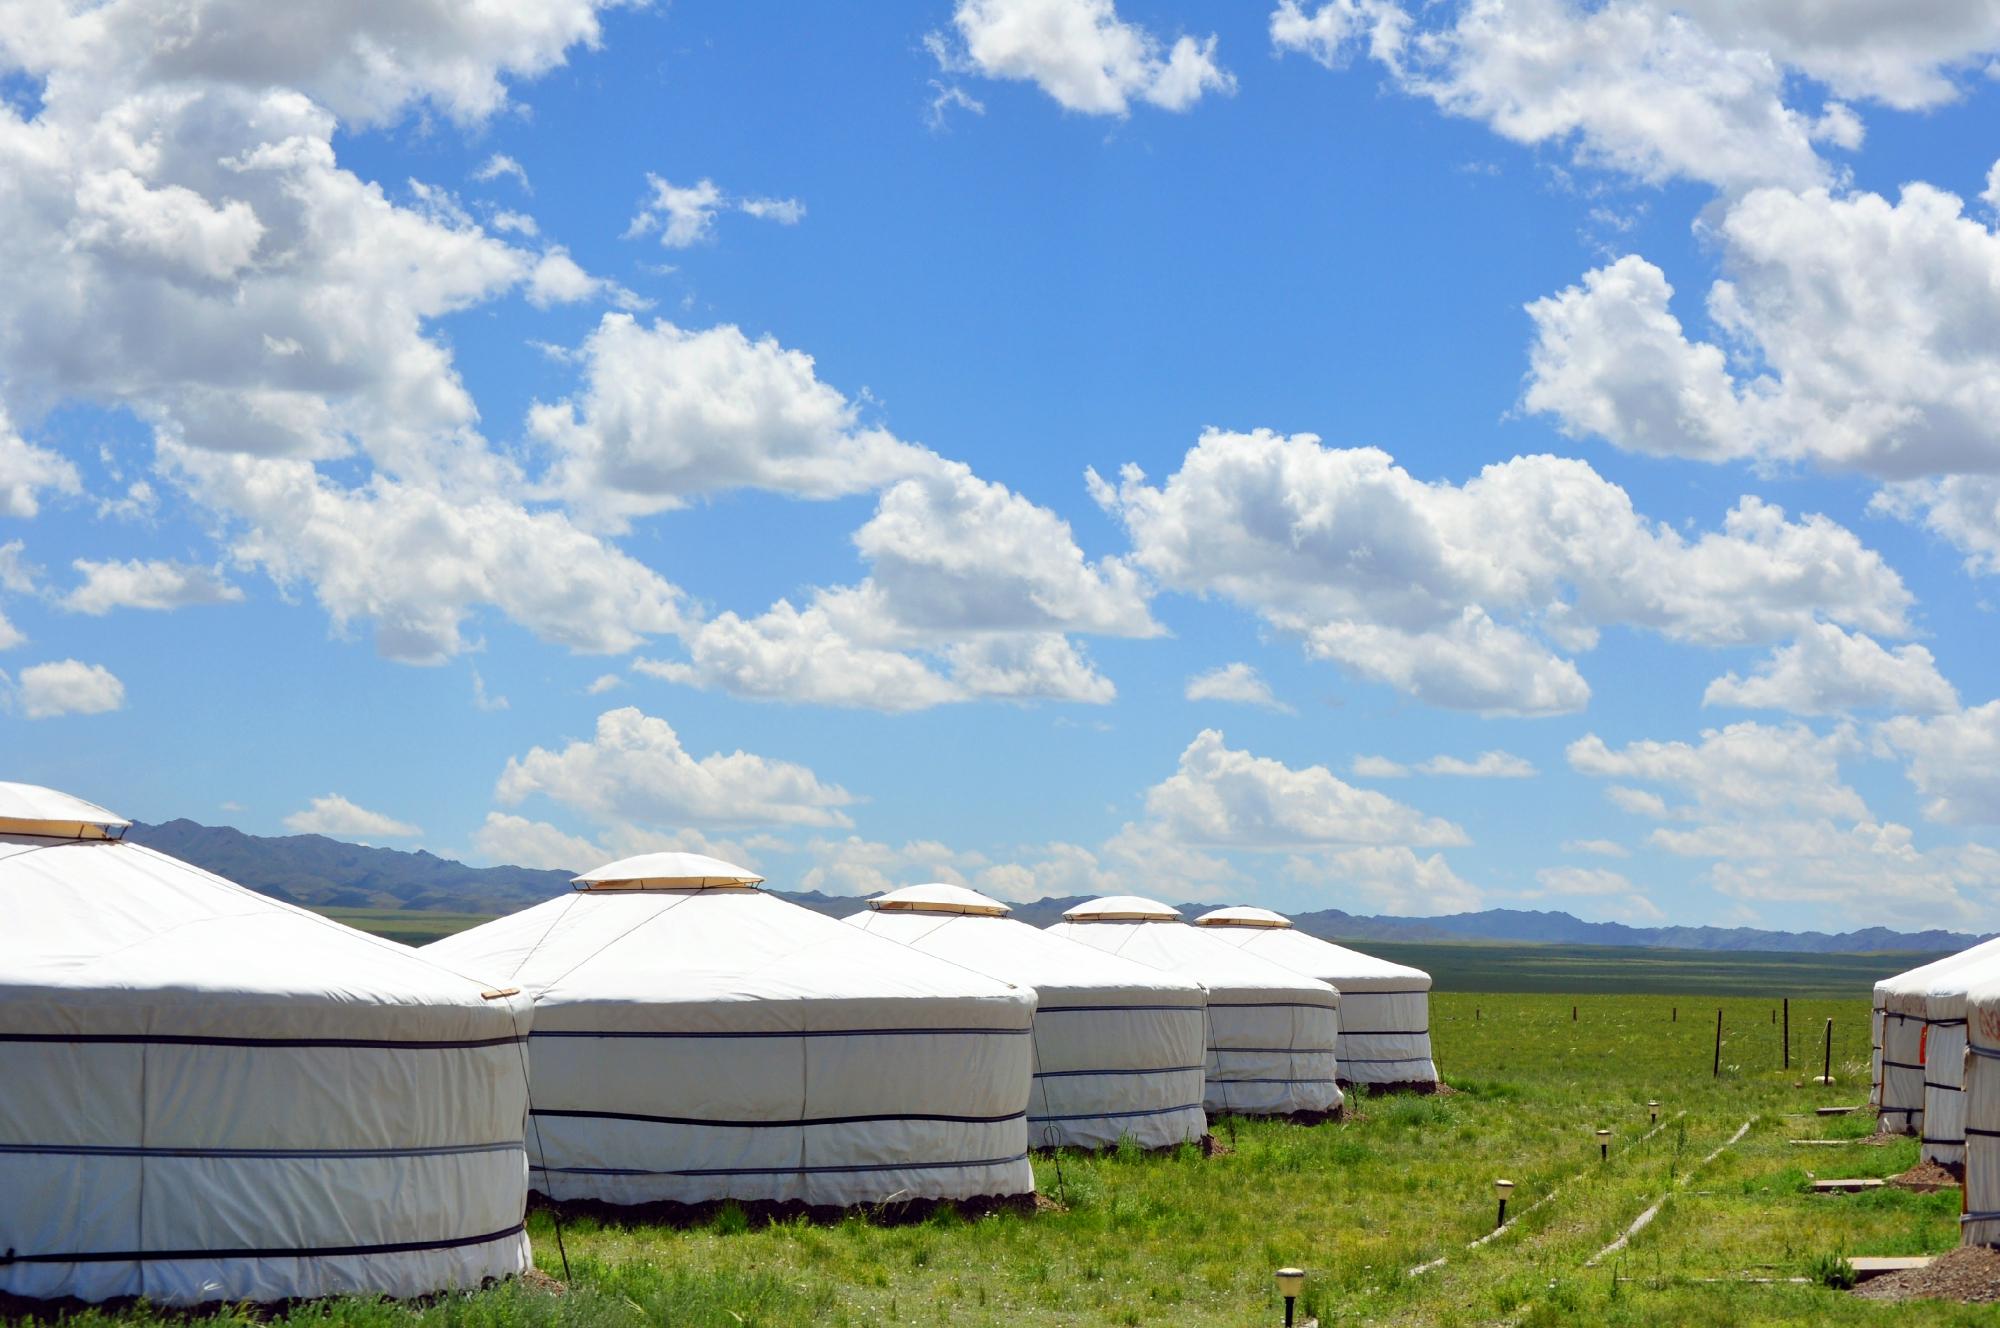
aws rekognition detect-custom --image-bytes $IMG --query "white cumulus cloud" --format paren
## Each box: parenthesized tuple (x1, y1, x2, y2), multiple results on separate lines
(1143, 729, 1468, 849)
(472, 153, 531, 192)
(543, 325, 1160, 712)
(940, 0, 1234, 117)
(636, 605, 964, 712)
(625, 175, 725, 248)
(531, 314, 938, 527)
(1095, 428, 1912, 715)
(1528, 865, 1663, 921)
(1280, 844, 1484, 914)
(1185, 662, 1292, 712)
(1527, 185, 2000, 481)
(1273, 0, 2000, 192)
(1350, 755, 1409, 778)
(737, 196, 806, 225)
(1564, 719, 1999, 924)
(62, 559, 243, 615)
(1568, 722, 1867, 823)
(1874, 476, 2000, 578)
(168, 445, 683, 665)
(1704, 622, 1958, 716)
(1420, 751, 1536, 778)
(626, 175, 806, 249)
(798, 835, 995, 898)
(2, 0, 621, 129)
(496, 706, 859, 830)
(0, 408, 81, 519)
(1352, 750, 1535, 777)
(469, 811, 771, 876)
(283, 792, 421, 839)
(0, 0, 647, 670)
(4, 658, 126, 719)
(1879, 702, 2000, 826)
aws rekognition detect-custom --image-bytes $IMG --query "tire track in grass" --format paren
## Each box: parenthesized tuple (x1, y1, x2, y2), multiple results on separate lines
(1406, 1110, 1689, 1278)
(1484, 1117, 1757, 1328)
(1584, 1118, 1753, 1267)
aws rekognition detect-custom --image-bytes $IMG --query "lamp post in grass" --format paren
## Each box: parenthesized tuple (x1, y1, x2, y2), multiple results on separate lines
(1494, 1178, 1514, 1229)
(1275, 1267, 1306, 1328)
(1597, 1128, 1612, 1161)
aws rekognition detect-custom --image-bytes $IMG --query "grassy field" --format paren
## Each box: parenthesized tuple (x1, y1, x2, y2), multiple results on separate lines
(23, 988, 1989, 1327)
(1356, 940, 1949, 998)
(317, 908, 497, 947)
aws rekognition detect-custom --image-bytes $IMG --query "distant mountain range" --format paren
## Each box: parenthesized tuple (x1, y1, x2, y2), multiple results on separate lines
(129, 820, 575, 914)
(942, 898, 1986, 955)
(128, 819, 1989, 956)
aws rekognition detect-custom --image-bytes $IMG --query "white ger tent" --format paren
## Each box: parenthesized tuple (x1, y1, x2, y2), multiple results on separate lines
(1916, 949, 2000, 1171)
(1875, 939, 2000, 1168)
(1873, 936, 2000, 1136)
(0, 782, 532, 1306)
(1957, 973, 2000, 1245)
(846, 883, 1207, 1150)
(1045, 896, 1342, 1117)
(427, 853, 1037, 1208)
(1193, 906, 1439, 1089)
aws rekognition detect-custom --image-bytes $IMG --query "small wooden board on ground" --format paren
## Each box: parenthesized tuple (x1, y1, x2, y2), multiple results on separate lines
(1849, 1256, 1934, 1283)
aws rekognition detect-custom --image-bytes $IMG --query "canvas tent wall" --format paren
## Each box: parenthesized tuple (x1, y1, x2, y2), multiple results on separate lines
(1192, 906, 1438, 1089)
(0, 782, 532, 1306)
(1871, 1000, 1884, 1111)
(427, 853, 1037, 1208)
(1916, 949, 2000, 1169)
(1874, 939, 2000, 1166)
(1874, 937, 2000, 1136)
(1957, 972, 2000, 1245)
(1045, 896, 1341, 1117)
(847, 883, 1207, 1149)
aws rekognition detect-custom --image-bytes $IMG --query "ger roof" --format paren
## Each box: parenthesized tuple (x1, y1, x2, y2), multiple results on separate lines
(0, 835, 518, 1039)
(1877, 934, 2000, 1016)
(573, 851, 764, 889)
(0, 781, 130, 839)
(429, 878, 1032, 1031)
(1061, 895, 1181, 922)
(848, 888, 1202, 1004)
(1193, 906, 1431, 992)
(1047, 900, 1338, 1007)
(869, 883, 1011, 917)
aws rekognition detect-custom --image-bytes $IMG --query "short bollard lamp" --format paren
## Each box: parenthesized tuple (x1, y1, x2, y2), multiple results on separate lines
(1494, 1178, 1514, 1229)
(1275, 1267, 1306, 1327)
(1597, 1128, 1612, 1161)
(1648, 1099, 1660, 1125)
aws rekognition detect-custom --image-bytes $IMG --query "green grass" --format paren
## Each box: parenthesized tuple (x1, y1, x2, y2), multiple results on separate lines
(19, 989, 1987, 1327)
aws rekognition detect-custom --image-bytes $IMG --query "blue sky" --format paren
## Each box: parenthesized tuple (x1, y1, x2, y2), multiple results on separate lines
(4, 0, 1999, 930)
